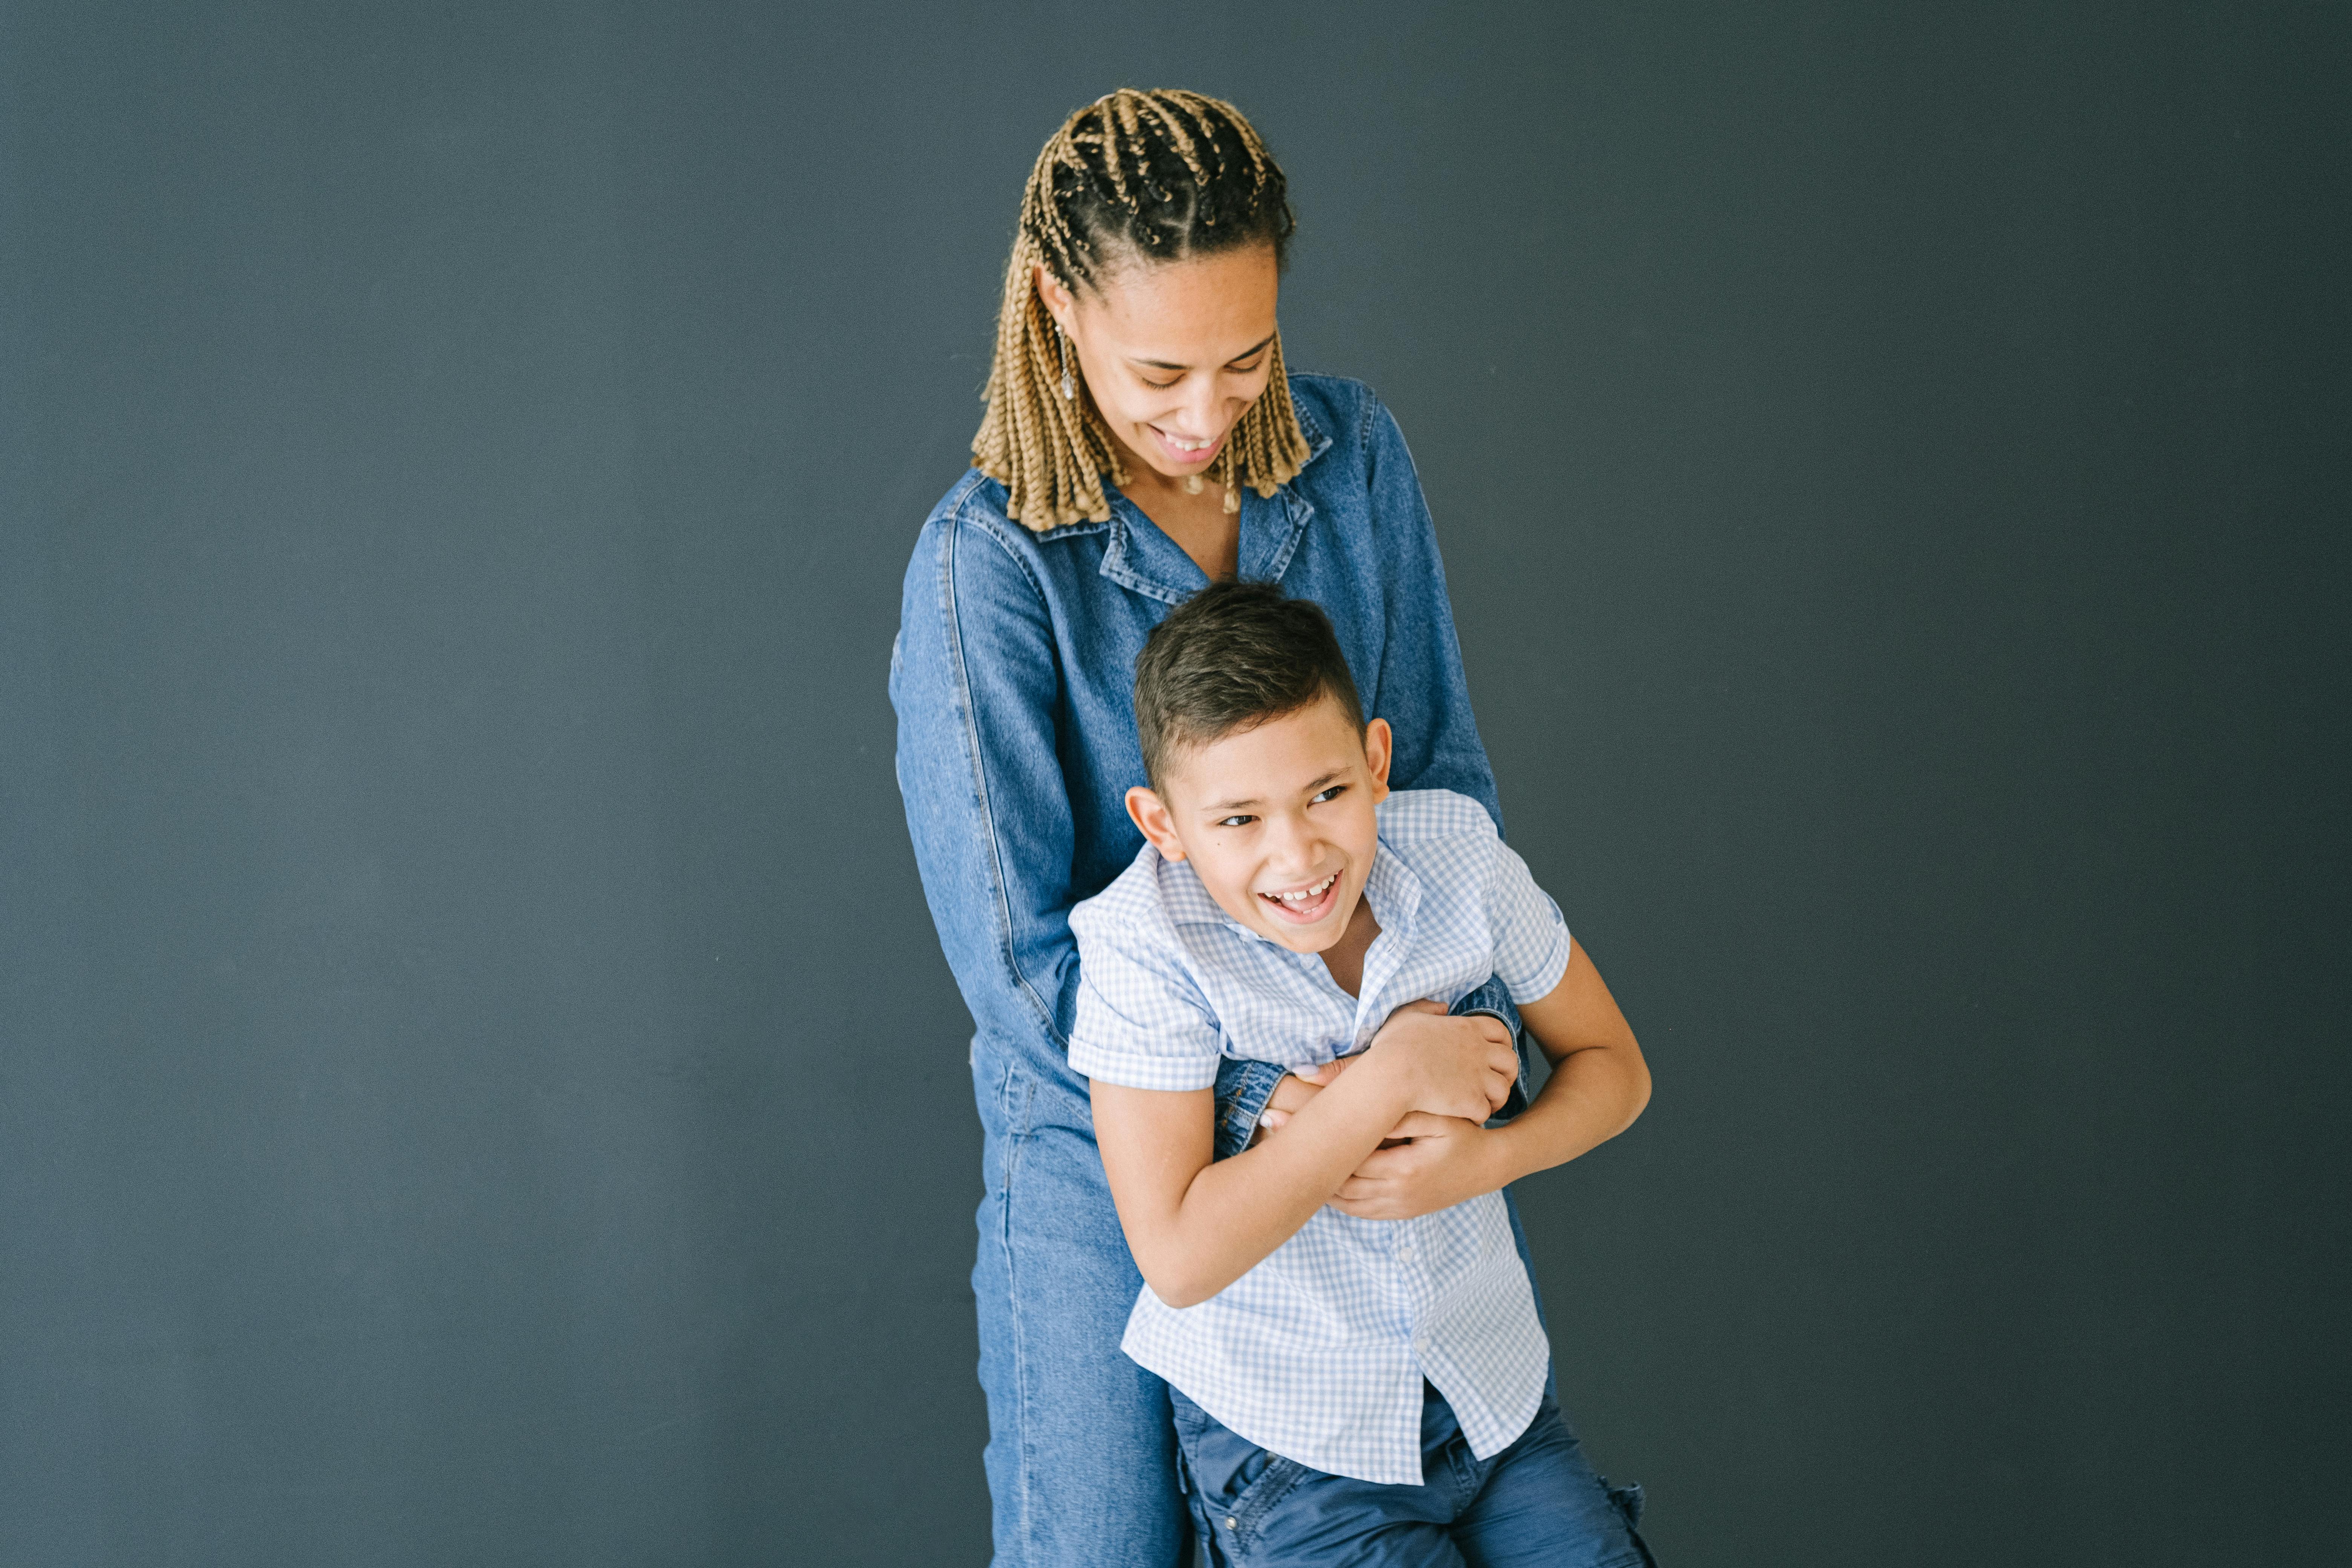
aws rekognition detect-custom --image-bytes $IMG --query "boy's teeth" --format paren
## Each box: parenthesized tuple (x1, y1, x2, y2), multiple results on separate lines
(1270, 874, 1336, 904)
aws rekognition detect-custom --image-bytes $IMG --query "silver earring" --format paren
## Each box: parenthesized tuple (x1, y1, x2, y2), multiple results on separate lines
(1055, 324, 1076, 401)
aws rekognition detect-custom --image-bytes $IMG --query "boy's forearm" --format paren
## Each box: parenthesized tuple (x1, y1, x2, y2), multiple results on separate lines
(1484, 943, 1651, 1184)
(1488, 1044, 1650, 1184)
(1139, 1063, 1410, 1306)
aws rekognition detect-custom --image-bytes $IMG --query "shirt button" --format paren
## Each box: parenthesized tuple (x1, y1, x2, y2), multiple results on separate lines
(1226, 1517, 1238, 1530)
(1397, 1243, 1415, 1264)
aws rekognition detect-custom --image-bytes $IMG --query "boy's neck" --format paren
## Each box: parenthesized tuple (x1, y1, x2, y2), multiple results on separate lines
(1317, 891, 1383, 999)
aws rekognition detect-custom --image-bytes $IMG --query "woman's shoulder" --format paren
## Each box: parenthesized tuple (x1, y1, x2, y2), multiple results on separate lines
(1284, 371, 1392, 463)
(911, 467, 1112, 564)
(920, 467, 1019, 542)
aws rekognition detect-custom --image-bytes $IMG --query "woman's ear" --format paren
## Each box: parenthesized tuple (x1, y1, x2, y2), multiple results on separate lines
(1362, 717, 1394, 799)
(1125, 785, 1187, 862)
(1033, 264, 1075, 334)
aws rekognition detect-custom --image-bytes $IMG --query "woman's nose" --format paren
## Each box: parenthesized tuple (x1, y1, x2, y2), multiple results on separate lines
(1179, 377, 1224, 436)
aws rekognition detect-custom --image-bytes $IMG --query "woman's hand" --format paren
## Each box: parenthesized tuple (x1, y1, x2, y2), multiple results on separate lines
(1251, 1053, 1361, 1144)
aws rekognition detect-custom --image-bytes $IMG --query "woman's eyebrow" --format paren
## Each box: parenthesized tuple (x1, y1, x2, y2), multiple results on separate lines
(1130, 332, 1277, 372)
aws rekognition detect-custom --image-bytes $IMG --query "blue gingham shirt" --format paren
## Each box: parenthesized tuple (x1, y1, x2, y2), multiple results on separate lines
(1068, 789, 1571, 1485)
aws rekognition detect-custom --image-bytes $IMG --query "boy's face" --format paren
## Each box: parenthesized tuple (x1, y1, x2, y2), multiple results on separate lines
(1125, 696, 1393, 955)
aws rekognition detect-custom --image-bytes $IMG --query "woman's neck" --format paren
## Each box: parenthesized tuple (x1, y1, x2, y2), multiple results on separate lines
(1121, 464, 1239, 581)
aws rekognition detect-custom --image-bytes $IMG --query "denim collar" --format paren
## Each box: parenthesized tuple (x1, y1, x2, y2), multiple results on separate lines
(1093, 397, 1334, 605)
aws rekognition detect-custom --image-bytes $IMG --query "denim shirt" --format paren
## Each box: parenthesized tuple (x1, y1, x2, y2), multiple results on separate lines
(891, 374, 1525, 1153)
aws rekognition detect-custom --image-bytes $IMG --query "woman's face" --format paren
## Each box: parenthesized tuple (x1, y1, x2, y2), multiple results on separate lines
(1037, 245, 1279, 487)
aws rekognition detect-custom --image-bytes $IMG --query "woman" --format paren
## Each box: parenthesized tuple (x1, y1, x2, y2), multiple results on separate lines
(891, 90, 1646, 1566)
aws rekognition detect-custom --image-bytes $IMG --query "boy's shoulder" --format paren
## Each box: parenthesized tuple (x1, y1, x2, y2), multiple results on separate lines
(1069, 842, 1228, 951)
(1374, 787, 1501, 850)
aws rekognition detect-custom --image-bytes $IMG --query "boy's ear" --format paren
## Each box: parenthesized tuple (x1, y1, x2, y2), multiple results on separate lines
(1363, 717, 1394, 799)
(1125, 785, 1188, 862)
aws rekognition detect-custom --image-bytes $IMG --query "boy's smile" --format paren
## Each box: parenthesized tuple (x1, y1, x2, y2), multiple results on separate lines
(1125, 697, 1393, 956)
(1259, 870, 1340, 925)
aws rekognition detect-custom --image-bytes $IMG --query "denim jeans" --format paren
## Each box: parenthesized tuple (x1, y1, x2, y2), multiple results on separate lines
(1171, 1380, 1654, 1568)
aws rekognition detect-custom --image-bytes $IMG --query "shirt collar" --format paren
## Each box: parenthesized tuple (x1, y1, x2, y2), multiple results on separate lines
(1356, 837, 1421, 949)
(1095, 401, 1334, 604)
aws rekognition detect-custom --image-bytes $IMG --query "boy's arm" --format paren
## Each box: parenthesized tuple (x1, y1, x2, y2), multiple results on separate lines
(1090, 1003, 1519, 1309)
(1326, 939, 1650, 1219)
(1485, 939, 1650, 1178)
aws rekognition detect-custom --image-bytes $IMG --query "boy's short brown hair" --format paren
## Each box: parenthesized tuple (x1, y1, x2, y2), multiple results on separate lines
(1133, 580, 1366, 793)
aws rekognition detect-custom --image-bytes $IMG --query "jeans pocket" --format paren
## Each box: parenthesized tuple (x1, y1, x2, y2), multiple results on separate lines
(1171, 1404, 1309, 1566)
(1221, 1452, 1307, 1559)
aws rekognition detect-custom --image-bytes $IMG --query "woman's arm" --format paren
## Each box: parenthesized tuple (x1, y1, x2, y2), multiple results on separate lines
(1091, 1003, 1521, 1308)
(891, 505, 1084, 1049)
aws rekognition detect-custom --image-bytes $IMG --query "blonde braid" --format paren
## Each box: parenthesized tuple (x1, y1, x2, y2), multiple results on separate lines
(972, 89, 1312, 533)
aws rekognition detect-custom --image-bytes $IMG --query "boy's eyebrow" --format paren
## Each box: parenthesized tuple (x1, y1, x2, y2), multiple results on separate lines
(1130, 332, 1277, 372)
(1201, 770, 1345, 814)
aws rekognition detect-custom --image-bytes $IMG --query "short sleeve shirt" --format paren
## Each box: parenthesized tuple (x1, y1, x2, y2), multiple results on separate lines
(1067, 789, 1570, 1485)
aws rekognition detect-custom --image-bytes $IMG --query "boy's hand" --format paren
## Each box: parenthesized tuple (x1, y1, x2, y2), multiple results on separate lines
(1362, 1000, 1517, 1124)
(1326, 1115, 1507, 1220)
(1254, 1004, 1515, 1141)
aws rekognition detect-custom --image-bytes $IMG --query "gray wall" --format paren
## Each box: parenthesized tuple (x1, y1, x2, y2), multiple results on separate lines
(4, 2, 2344, 1563)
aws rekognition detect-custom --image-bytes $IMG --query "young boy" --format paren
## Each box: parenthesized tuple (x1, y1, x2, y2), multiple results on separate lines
(1069, 581, 1654, 1566)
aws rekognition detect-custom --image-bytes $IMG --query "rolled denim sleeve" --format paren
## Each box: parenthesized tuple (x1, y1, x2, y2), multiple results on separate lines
(891, 507, 1083, 1050)
(1210, 1057, 1288, 1161)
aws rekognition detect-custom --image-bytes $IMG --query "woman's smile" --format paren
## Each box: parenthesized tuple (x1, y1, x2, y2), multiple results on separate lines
(1146, 423, 1228, 469)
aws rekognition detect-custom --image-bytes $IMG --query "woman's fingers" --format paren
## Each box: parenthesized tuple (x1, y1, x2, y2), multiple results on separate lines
(1265, 1075, 1320, 1116)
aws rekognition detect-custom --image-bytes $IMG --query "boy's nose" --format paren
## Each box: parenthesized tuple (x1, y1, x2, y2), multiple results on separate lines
(1262, 819, 1318, 873)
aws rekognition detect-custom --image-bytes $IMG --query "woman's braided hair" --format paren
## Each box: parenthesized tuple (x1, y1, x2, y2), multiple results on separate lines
(974, 89, 1313, 532)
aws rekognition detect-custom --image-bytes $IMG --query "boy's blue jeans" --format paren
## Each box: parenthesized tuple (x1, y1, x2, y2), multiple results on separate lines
(1172, 1381, 1652, 1567)
(970, 985, 1639, 1566)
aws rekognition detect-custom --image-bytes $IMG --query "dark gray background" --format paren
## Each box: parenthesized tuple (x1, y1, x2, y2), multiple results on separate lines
(4, 2, 2345, 1563)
